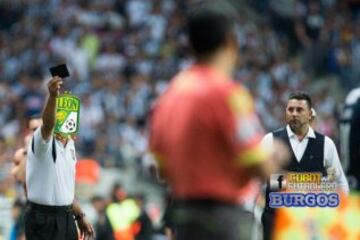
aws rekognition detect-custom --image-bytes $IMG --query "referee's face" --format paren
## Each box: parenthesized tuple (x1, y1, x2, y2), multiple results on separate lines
(286, 99, 312, 132)
(29, 118, 42, 132)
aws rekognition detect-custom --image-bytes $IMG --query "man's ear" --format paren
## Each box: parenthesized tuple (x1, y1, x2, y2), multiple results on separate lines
(309, 109, 313, 120)
(227, 31, 238, 50)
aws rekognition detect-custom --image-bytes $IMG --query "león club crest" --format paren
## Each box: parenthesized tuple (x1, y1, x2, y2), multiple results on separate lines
(55, 92, 80, 137)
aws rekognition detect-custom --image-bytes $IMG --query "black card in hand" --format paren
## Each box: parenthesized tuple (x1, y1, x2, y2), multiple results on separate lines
(49, 64, 70, 78)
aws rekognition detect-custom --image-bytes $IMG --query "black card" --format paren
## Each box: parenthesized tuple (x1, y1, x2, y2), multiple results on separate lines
(49, 64, 70, 78)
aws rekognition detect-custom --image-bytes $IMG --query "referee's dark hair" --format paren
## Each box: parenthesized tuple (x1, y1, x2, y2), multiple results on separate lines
(289, 92, 312, 109)
(29, 113, 42, 120)
(186, 0, 238, 60)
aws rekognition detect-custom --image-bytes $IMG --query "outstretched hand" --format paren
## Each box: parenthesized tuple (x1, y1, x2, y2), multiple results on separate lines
(326, 167, 336, 182)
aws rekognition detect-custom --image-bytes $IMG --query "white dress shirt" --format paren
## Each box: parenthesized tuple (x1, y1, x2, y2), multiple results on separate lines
(262, 125, 349, 193)
(26, 127, 77, 206)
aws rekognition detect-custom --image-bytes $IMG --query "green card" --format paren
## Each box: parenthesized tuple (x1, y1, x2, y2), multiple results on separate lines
(55, 93, 80, 137)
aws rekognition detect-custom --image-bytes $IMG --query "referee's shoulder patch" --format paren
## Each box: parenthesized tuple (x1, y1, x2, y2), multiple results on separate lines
(227, 87, 253, 115)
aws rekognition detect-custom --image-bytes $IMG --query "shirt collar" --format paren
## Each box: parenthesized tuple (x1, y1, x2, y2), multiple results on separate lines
(286, 125, 316, 139)
(191, 64, 229, 82)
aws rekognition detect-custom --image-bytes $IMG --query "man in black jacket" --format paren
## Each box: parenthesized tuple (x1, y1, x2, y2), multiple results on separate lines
(340, 87, 360, 191)
(261, 92, 349, 240)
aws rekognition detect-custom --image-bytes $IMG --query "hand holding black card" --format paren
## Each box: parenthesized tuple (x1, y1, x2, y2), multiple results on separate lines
(49, 64, 70, 78)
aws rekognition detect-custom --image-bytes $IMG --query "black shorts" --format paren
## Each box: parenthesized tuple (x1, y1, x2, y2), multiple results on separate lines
(170, 199, 254, 240)
(25, 201, 78, 240)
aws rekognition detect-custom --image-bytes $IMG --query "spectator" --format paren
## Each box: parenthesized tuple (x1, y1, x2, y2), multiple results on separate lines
(91, 196, 115, 240)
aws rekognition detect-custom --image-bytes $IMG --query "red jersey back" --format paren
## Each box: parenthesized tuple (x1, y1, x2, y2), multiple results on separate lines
(150, 65, 269, 204)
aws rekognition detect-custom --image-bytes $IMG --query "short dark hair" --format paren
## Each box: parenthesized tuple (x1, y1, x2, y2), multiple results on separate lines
(288, 92, 312, 109)
(29, 114, 42, 120)
(186, 0, 237, 58)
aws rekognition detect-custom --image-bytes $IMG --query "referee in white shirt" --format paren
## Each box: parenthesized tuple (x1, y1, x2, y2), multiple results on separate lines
(25, 77, 94, 240)
(260, 92, 349, 240)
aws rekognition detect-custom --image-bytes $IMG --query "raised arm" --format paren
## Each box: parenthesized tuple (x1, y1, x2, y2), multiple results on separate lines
(41, 77, 63, 141)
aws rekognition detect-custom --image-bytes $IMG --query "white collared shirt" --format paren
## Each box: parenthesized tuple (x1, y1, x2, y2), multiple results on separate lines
(261, 125, 349, 193)
(26, 127, 77, 206)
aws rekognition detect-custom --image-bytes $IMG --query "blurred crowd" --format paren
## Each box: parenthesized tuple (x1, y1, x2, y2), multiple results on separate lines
(0, 0, 359, 239)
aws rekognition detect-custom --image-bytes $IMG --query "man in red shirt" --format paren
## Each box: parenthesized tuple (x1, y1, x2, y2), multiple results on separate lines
(149, 1, 289, 239)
